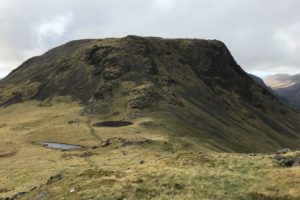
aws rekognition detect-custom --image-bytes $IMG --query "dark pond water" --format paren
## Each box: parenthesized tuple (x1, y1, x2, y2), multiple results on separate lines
(93, 121, 133, 127)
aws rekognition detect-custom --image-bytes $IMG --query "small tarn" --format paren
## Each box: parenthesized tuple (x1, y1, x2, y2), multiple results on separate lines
(38, 142, 82, 150)
(93, 121, 133, 127)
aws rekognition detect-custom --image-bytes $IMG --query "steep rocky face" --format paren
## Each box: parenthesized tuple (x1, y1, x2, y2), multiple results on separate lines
(1, 36, 300, 152)
(265, 74, 300, 109)
(0, 36, 273, 108)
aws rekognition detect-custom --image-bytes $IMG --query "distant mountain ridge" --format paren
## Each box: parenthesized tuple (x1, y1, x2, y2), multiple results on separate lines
(249, 74, 284, 101)
(1, 36, 300, 152)
(249, 74, 274, 92)
(264, 73, 300, 109)
(265, 74, 300, 88)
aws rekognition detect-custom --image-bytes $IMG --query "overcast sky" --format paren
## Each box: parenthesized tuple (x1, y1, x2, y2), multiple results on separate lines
(0, 0, 299, 78)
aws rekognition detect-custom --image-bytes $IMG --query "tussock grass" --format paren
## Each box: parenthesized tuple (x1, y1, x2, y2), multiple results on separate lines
(1, 101, 300, 199)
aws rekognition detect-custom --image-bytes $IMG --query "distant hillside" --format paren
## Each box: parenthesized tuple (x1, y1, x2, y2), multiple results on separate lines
(265, 74, 300, 109)
(249, 74, 283, 100)
(249, 74, 274, 92)
(1, 36, 300, 152)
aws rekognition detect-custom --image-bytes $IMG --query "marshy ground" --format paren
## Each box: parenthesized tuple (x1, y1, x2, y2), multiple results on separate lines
(1, 100, 300, 200)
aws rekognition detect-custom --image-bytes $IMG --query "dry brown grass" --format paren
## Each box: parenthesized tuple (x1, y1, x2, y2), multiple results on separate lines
(1, 101, 300, 199)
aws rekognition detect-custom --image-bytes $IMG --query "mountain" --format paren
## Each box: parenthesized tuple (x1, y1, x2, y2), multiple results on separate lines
(249, 74, 274, 93)
(249, 74, 282, 99)
(248, 74, 266, 87)
(1, 36, 300, 153)
(265, 73, 300, 108)
(3, 36, 300, 199)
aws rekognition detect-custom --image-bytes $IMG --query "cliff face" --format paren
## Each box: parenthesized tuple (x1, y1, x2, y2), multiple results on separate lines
(1, 35, 300, 152)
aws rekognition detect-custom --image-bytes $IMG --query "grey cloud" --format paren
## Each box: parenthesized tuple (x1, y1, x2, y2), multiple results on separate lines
(0, 0, 300, 77)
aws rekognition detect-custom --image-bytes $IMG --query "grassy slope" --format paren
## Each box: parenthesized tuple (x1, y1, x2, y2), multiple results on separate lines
(1, 101, 300, 199)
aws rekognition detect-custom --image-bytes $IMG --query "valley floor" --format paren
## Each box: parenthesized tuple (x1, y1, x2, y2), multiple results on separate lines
(0, 101, 300, 200)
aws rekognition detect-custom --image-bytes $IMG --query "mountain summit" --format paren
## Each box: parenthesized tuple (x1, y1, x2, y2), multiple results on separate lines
(1, 35, 300, 152)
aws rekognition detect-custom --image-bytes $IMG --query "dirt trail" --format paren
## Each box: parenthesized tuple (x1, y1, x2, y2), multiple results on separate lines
(86, 119, 103, 145)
